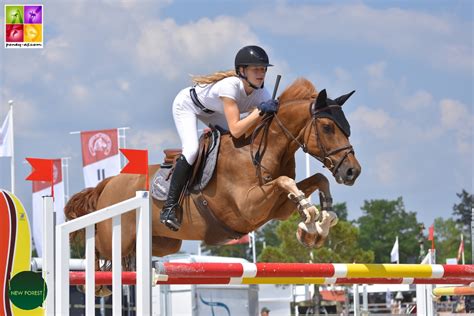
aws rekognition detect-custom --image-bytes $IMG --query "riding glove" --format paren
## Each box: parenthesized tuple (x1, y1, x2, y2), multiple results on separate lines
(258, 99, 279, 115)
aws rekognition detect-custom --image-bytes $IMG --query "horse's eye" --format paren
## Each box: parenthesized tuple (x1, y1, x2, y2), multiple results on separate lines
(323, 124, 332, 133)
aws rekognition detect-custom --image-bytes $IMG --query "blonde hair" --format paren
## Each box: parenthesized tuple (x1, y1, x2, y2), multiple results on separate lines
(191, 70, 237, 86)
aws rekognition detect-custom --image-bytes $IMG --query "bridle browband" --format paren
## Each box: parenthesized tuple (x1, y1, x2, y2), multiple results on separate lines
(251, 99, 354, 181)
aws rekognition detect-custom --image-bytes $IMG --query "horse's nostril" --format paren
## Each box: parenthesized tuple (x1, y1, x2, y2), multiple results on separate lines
(346, 168, 354, 177)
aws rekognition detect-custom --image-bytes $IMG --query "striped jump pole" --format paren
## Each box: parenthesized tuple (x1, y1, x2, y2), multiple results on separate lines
(153, 262, 474, 279)
(433, 286, 474, 296)
(69, 271, 474, 286)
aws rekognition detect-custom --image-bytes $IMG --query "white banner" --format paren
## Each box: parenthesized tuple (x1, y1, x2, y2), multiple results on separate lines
(83, 155, 120, 188)
(0, 109, 12, 157)
(80, 129, 120, 188)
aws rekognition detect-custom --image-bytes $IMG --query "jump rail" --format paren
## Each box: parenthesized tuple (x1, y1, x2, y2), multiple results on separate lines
(69, 271, 474, 286)
(433, 286, 474, 296)
(152, 262, 474, 279)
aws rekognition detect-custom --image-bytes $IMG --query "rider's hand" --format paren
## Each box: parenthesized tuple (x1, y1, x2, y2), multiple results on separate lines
(257, 99, 279, 115)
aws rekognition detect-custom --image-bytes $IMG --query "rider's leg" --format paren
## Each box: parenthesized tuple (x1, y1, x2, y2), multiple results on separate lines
(160, 95, 199, 231)
(160, 154, 193, 231)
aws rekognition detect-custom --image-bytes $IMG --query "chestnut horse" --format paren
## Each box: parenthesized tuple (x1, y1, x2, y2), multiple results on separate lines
(65, 78, 361, 269)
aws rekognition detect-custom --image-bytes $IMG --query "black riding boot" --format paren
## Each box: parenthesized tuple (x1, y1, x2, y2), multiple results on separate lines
(160, 155, 192, 231)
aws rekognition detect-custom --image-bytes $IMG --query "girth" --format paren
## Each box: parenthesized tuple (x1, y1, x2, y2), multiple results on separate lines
(192, 193, 246, 245)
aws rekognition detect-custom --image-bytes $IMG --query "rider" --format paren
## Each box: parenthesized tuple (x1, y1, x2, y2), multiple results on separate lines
(160, 45, 279, 231)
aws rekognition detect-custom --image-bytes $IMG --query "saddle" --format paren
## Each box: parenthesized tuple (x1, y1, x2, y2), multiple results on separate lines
(151, 127, 221, 201)
(151, 127, 246, 244)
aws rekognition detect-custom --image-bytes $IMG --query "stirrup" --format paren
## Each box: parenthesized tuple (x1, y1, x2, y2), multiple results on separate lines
(160, 205, 181, 232)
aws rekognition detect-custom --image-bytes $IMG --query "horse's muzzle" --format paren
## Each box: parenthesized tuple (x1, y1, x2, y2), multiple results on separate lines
(335, 159, 361, 186)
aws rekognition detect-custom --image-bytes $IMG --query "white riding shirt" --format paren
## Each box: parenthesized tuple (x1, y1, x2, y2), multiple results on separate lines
(172, 76, 271, 164)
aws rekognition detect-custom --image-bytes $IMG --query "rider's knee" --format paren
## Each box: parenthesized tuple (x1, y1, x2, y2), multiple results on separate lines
(181, 148, 198, 165)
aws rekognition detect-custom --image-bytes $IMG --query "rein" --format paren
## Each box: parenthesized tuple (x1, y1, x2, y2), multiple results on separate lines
(250, 114, 274, 184)
(250, 99, 354, 180)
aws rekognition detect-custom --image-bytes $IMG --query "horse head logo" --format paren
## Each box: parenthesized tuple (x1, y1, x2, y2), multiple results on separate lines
(88, 133, 112, 157)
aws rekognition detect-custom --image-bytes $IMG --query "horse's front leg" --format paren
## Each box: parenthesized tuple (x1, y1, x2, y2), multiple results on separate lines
(274, 173, 338, 248)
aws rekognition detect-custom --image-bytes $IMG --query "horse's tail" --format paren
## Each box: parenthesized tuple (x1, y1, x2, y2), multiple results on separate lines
(64, 177, 113, 221)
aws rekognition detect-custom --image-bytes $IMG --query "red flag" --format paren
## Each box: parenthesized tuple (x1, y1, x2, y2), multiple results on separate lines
(457, 238, 464, 263)
(26, 158, 54, 197)
(428, 224, 435, 250)
(225, 234, 250, 246)
(120, 149, 149, 190)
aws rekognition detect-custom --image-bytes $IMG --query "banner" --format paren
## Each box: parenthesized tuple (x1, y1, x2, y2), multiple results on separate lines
(32, 159, 65, 257)
(80, 128, 120, 188)
(0, 109, 12, 157)
(390, 236, 399, 263)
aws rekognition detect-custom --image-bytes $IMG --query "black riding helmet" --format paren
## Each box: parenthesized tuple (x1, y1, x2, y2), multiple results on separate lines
(234, 45, 273, 89)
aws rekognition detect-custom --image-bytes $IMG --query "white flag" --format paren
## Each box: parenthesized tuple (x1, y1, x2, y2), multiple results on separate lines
(390, 236, 399, 263)
(0, 110, 13, 157)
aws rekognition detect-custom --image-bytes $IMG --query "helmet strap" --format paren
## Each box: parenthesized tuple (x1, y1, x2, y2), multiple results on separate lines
(237, 67, 263, 90)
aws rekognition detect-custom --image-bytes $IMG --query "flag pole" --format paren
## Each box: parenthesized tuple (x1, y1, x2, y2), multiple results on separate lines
(8, 100, 15, 194)
(396, 235, 400, 264)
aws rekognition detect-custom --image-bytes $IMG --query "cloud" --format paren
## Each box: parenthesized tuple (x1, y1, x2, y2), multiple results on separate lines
(128, 129, 180, 162)
(135, 16, 260, 79)
(402, 90, 433, 111)
(1, 88, 43, 138)
(246, 3, 473, 72)
(440, 99, 470, 129)
(366, 61, 386, 79)
(117, 79, 130, 92)
(374, 151, 399, 184)
(41, 37, 70, 64)
(71, 84, 89, 101)
(349, 106, 396, 139)
(439, 98, 473, 155)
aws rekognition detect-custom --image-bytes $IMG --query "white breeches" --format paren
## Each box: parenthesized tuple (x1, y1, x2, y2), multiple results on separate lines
(172, 88, 228, 165)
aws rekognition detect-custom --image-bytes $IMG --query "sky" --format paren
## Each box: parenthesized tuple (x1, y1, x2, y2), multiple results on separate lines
(0, 0, 472, 236)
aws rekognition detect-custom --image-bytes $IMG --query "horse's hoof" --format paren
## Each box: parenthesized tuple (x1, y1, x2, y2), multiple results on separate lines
(314, 234, 327, 248)
(296, 222, 317, 248)
(76, 285, 85, 294)
(327, 211, 338, 227)
(95, 285, 112, 297)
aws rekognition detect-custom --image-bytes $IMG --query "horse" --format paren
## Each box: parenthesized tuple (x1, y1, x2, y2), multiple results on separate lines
(65, 78, 361, 289)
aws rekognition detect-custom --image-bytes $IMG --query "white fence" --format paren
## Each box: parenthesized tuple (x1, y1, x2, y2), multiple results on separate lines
(42, 191, 151, 315)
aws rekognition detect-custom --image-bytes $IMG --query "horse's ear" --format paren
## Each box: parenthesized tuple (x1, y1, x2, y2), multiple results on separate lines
(334, 90, 355, 106)
(315, 89, 327, 109)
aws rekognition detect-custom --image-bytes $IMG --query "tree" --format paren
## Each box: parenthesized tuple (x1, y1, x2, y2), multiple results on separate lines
(202, 219, 280, 261)
(433, 217, 469, 264)
(259, 203, 374, 263)
(357, 197, 421, 263)
(452, 190, 473, 232)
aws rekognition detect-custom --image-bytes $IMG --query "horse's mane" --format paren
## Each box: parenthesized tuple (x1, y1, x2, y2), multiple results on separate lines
(278, 78, 318, 105)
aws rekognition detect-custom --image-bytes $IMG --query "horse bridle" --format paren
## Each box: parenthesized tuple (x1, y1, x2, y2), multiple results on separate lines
(273, 101, 354, 177)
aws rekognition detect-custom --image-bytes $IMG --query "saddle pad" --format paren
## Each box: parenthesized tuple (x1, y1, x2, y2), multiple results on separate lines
(150, 166, 172, 201)
(151, 129, 221, 201)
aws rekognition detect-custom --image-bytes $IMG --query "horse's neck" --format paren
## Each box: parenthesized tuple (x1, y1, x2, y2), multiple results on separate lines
(269, 101, 311, 157)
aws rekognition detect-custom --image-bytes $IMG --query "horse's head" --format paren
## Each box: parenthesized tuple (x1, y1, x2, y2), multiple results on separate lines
(304, 89, 361, 185)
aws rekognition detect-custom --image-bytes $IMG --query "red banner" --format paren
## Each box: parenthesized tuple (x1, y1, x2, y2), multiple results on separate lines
(81, 129, 118, 167)
(32, 159, 62, 192)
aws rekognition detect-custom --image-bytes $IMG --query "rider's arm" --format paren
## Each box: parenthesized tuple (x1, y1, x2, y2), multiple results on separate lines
(221, 96, 260, 138)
